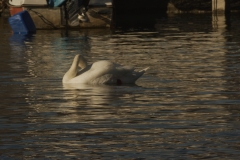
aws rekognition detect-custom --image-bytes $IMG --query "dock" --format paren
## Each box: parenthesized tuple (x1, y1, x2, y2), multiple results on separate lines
(1, 0, 240, 31)
(24, 6, 112, 29)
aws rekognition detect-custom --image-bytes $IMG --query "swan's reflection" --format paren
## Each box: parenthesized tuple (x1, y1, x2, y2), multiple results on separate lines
(62, 83, 116, 105)
(44, 83, 126, 123)
(62, 83, 140, 107)
(25, 80, 142, 125)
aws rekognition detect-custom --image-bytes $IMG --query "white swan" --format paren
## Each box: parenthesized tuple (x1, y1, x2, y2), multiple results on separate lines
(62, 54, 149, 84)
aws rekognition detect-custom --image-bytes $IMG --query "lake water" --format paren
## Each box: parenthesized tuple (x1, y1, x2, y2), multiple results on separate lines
(0, 13, 240, 159)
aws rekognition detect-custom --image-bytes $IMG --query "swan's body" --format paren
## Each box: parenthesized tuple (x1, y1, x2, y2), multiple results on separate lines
(62, 54, 148, 84)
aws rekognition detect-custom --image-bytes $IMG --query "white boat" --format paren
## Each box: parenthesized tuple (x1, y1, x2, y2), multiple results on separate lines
(8, 0, 112, 7)
(89, 0, 111, 6)
(9, 0, 47, 6)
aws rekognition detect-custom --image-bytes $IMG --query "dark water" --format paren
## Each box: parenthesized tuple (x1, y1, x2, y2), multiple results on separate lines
(1, 13, 240, 159)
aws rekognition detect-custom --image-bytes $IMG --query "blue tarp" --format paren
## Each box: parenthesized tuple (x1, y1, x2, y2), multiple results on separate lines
(8, 10, 36, 34)
(48, 0, 66, 7)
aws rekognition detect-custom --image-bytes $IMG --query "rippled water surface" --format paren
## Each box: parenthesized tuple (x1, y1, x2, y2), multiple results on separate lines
(1, 13, 240, 159)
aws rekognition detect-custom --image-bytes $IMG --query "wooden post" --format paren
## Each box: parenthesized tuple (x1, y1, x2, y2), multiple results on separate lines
(212, 0, 230, 14)
(212, 0, 231, 31)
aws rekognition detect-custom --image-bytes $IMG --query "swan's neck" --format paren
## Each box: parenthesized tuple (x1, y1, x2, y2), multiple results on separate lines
(63, 55, 85, 83)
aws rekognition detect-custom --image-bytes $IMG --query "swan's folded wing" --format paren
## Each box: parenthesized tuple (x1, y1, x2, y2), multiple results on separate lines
(114, 65, 135, 75)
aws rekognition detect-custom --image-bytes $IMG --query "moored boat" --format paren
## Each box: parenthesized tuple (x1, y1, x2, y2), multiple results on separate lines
(6, 0, 99, 31)
(5, 0, 170, 31)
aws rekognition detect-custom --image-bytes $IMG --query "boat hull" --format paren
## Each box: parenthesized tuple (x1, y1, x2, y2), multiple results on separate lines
(9, 0, 47, 6)
(111, 0, 169, 29)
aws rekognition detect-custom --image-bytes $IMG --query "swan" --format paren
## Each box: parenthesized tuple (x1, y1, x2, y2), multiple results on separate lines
(62, 54, 149, 84)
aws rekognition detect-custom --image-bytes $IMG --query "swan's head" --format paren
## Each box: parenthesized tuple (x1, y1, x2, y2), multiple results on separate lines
(63, 54, 88, 83)
(74, 54, 87, 69)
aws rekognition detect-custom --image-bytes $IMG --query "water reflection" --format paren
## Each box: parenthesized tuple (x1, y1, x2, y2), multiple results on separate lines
(216, 13, 240, 120)
(9, 34, 34, 44)
(62, 83, 118, 108)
